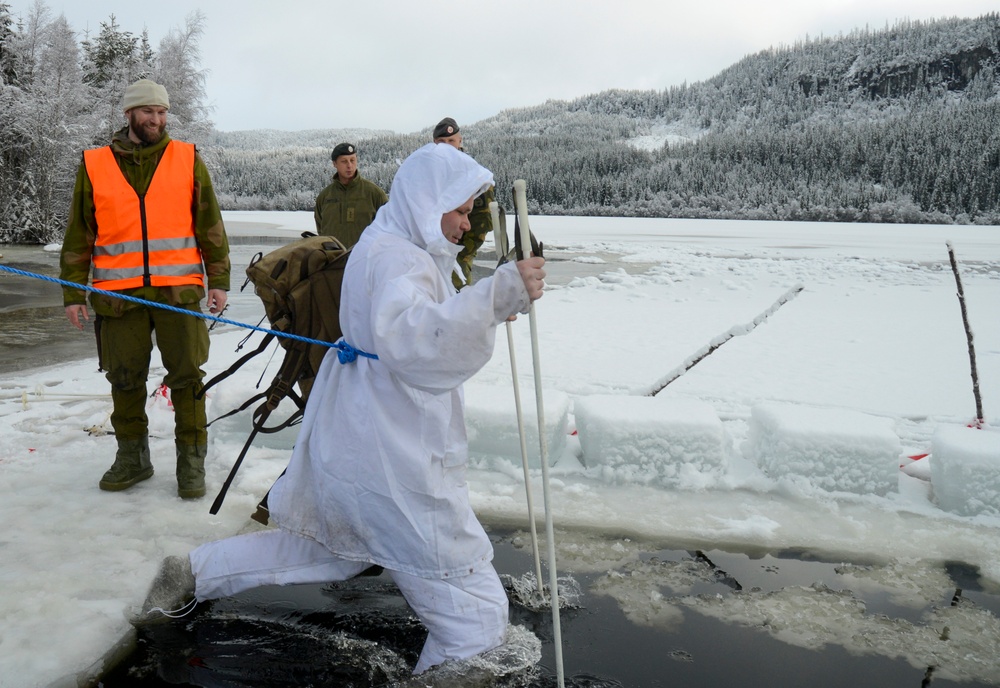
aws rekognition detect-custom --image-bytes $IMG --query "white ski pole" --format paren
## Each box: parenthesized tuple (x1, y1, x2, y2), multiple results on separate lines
(512, 179, 565, 688)
(491, 201, 544, 593)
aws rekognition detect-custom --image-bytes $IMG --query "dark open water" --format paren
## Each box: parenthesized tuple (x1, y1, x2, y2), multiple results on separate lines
(0, 245, 98, 374)
(99, 527, 1000, 688)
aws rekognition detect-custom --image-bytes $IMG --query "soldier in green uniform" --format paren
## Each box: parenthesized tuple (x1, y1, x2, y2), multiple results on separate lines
(313, 142, 388, 247)
(60, 79, 231, 499)
(433, 118, 495, 290)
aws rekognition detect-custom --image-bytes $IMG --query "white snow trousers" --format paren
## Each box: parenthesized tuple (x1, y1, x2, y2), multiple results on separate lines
(189, 528, 509, 674)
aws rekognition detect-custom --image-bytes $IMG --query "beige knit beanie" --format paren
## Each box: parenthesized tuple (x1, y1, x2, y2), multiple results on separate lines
(123, 79, 170, 111)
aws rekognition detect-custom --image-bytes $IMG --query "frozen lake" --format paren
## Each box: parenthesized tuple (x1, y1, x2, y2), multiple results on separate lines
(2, 212, 999, 687)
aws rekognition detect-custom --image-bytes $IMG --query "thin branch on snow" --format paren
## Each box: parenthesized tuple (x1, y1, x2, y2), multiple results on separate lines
(645, 284, 805, 397)
(946, 241, 985, 424)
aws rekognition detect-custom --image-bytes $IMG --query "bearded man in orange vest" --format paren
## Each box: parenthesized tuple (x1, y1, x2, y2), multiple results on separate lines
(60, 78, 231, 499)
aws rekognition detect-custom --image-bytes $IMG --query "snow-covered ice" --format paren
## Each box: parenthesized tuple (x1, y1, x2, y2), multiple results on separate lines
(1, 212, 998, 687)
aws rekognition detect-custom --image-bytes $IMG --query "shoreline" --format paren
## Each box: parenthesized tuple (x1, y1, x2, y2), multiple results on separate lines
(0, 215, 614, 377)
(0, 219, 304, 377)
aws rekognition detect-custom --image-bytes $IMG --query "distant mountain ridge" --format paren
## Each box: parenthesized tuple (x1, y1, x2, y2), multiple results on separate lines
(207, 13, 1000, 225)
(208, 128, 398, 151)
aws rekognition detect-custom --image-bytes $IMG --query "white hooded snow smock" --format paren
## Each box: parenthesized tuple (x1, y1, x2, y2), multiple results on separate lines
(268, 143, 531, 578)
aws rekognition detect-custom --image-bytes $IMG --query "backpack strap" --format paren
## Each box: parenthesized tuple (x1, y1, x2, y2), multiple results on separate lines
(210, 427, 259, 515)
(204, 390, 267, 428)
(208, 345, 313, 514)
(198, 331, 276, 401)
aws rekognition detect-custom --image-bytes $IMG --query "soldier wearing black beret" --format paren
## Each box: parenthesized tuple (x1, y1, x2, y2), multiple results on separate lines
(331, 142, 356, 160)
(314, 142, 388, 247)
(432, 118, 461, 146)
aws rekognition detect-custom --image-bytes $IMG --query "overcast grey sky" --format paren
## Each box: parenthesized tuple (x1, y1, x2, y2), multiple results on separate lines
(9, 0, 998, 134)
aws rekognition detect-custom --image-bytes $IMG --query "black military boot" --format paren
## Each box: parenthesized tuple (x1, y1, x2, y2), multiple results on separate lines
(99, 435, 154, 491)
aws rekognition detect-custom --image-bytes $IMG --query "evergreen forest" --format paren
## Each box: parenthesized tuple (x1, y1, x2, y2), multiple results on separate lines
(1, 4, 998, 244)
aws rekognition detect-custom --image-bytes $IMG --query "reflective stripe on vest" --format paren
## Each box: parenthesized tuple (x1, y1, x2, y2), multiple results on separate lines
(85, 141, 205, 290)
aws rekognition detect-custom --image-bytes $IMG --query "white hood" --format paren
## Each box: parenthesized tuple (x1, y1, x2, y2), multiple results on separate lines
(367, 142, 493, 278)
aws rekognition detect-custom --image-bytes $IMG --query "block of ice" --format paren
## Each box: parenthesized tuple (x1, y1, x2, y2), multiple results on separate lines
(744, 402, 900, 495)
(464, 383, 570, 467)
(574, 395, 726, 487)
(930, 425, 1000, 517)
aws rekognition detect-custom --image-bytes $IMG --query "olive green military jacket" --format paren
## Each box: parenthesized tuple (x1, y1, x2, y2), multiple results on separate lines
(313, 173, 389, 247)
(452, 184, 495, 289)
(59, 127, 231, 316)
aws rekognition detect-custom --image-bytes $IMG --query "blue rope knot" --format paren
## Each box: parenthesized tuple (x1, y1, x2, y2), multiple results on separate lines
(335, 339, 378, 364)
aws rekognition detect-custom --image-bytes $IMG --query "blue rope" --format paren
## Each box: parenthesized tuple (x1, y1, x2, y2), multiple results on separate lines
(0, 263, 378, 361)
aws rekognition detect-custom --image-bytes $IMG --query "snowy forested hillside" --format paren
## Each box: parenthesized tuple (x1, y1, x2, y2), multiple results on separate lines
(206, 14, 1000, 225)
(1, 7, 998, 244)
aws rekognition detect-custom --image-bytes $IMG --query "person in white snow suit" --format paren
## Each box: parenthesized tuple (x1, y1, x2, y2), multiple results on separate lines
(181, 142, 546, 674)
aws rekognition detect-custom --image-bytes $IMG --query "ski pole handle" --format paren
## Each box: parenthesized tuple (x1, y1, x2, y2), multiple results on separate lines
(512, 179, 529, 241)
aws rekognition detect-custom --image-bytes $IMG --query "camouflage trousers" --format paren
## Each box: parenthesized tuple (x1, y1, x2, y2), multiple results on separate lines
(99, 303, 210, 444)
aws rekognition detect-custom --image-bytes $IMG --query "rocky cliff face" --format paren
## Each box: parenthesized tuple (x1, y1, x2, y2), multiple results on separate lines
(850, 44, 999, 98)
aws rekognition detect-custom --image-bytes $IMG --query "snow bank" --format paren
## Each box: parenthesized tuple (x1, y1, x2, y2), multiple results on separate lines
(931, 425, 1000, 517)
(744, 402, 900, 495)
(574, 395, 727, 487)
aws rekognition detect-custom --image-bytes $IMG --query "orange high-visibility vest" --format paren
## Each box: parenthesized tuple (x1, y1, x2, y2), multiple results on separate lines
(85, 141, 205, 290)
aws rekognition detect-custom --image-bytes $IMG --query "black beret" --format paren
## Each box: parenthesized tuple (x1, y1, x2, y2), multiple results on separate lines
(331, 142, 356, 161)
(433, 117, 460, 139)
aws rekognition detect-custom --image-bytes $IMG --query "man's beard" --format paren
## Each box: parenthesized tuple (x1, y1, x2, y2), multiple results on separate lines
(128, 114, 166, 145)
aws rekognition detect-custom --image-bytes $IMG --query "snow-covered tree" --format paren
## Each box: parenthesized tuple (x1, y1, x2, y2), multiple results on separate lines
(0, 3, 214, 244)
(153, 11, 210, 142)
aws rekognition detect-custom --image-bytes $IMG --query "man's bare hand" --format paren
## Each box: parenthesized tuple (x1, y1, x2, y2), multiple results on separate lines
(516, 256, 545, 302)
(206, 289, 228, 314)
(65, 304, 89, 330)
